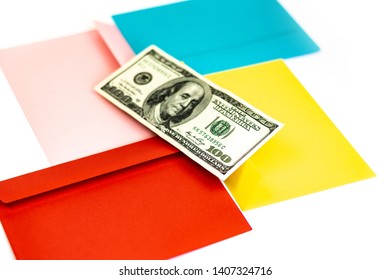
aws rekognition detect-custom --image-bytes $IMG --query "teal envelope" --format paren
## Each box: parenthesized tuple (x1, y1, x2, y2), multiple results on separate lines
(113, 0, 319, 74)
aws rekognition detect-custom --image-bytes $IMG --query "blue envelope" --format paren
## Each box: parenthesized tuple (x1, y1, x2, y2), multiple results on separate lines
(113, 0, 319, 74)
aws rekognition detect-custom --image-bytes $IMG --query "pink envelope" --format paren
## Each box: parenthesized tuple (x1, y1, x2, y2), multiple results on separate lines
(0, 24, 250, 259)
(0, 27, 153, 167)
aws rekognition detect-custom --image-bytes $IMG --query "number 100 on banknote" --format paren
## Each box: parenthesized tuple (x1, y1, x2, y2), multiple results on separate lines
(95, 45, 283, 180)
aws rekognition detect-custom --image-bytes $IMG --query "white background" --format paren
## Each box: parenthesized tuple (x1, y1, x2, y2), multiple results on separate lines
(1, 0, 389, 279)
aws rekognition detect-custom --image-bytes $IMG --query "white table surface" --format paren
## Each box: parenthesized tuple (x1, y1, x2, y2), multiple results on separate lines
(0, 1, 389, 279)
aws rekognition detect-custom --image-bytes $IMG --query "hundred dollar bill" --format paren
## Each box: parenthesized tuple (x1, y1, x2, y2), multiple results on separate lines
(95, 45, 282, 180)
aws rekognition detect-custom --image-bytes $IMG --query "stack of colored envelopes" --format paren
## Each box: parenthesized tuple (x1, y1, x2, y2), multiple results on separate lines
(0, 0, 374, 259)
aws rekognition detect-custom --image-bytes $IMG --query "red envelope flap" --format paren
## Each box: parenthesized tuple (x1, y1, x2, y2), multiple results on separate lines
(0, 137, 178, 204)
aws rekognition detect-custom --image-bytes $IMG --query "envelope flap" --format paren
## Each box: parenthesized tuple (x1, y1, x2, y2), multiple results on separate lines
(94, 21, 134, 66)
(112, 0, 319, 74)
(0, 137, 178, 204)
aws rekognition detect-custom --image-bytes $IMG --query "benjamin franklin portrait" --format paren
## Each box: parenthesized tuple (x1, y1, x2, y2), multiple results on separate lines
(143, 77, 212, 128)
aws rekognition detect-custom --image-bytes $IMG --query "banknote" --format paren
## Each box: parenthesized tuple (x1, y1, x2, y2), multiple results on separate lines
(95, 45, 282, 180)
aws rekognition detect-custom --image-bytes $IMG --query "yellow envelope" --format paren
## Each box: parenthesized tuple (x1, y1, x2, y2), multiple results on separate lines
(83, 23, 374, 211)
(206, 60, 375, 210)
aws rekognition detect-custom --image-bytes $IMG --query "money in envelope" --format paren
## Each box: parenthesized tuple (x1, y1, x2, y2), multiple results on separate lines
(95, 45, 283, 180)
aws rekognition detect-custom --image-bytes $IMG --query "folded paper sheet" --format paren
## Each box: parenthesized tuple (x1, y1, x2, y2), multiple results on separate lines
(0, 30, 251, 259)
(112, 0, 319, 74)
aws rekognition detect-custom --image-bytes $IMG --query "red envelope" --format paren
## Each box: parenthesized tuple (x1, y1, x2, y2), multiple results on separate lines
(0, 30, 250, 259)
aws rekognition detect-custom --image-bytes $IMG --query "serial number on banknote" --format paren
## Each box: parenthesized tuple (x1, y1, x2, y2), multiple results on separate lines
(95, 45, 282, 180)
